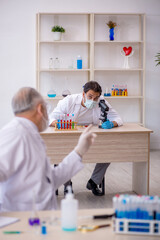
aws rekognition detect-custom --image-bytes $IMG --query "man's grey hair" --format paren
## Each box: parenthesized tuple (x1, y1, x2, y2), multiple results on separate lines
(12, 87, 44, 114)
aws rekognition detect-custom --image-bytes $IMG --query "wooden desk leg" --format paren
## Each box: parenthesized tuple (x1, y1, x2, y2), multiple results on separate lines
(132, 162, 149, 195)
(132, 134, 150, 195)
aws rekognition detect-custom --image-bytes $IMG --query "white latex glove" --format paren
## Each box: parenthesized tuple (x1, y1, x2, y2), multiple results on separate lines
(74, 124, 97, 157)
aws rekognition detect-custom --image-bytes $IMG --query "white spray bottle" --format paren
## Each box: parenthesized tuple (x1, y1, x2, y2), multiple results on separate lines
(61, 186, 78, 231)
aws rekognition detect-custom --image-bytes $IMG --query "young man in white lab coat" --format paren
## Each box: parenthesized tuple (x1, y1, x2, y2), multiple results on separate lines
(49, 81, 123, 196)
(0, 87, 96, 211)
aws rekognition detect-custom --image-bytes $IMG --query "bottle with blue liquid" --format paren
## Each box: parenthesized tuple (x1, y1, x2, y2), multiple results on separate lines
(77, 55, 82, 69)
(41, 221, 47, 235)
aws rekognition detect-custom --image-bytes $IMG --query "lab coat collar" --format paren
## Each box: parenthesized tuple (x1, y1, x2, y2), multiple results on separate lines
(15, 116, 39, 133)
(75, 93, 83, 105)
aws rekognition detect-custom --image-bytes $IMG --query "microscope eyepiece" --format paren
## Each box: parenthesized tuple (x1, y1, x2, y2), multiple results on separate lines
(99, 99, 109, 112)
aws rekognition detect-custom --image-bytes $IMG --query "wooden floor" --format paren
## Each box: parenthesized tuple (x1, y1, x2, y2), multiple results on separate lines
(57, 150, 160, 209)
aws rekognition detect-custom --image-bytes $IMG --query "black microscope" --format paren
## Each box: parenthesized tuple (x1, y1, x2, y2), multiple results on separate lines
(99, 99, 109, 128)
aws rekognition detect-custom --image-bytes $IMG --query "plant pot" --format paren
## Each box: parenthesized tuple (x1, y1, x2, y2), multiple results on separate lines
(109, 28, 114, 41)
(53, 32, 62, 41)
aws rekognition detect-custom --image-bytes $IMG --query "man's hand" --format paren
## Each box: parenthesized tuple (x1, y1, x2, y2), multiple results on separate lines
(49, 120, 57, 127)
(101, 120, 114, 129)
(74, 125, 97, 157)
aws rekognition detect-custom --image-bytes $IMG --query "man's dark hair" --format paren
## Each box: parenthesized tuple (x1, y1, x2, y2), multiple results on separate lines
(83, 81, 102, 95)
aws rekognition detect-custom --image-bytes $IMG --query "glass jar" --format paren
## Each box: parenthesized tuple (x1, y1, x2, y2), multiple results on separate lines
(49, 58, 53, 69)
(54, 57, 60, 69)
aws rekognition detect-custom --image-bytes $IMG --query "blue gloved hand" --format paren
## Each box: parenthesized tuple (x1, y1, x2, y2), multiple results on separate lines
(101, 120, 114, 129)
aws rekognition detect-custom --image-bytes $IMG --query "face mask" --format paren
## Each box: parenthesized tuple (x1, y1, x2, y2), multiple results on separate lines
(84, 96, 97, 109)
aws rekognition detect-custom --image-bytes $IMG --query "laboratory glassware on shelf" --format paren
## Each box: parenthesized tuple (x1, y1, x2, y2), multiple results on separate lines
(54, 57, 60, 69)
(104, 87, 111, 97)
(62, 89, 71, 97)
(77, 55, 82, 69)
(47, 90, 56, 98)
(49, 58, 53, 69)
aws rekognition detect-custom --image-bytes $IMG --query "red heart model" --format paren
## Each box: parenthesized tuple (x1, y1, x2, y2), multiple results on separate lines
(123, 46, 132, 56)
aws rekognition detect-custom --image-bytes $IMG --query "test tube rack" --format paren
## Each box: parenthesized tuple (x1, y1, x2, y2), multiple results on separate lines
(114, 218, 160, 236)
(111, 85, 128, 97)
(54, 121, 77, 131)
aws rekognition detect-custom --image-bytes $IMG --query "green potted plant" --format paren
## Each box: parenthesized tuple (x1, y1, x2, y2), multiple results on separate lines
(106, 21, 117, 41)
(155, 52, 160, 66)
(51, 25, 65, 41)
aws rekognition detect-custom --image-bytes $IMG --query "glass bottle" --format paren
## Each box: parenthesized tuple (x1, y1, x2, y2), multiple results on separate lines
(77, 55, 82, 69)
(54, 57, 60, 69)
(49, 58, 53, 69)
(41, 221, 47, 235)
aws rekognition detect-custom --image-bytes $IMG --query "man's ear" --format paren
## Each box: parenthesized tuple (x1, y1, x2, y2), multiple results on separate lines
(37, 103, 43, 116)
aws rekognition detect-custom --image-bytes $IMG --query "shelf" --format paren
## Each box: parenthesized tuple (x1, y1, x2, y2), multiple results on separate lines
(94, 13, 145, 15)
(38, 12, 90, 15)
(44, 96, 143, 100)
(39, 68, 90, 72)
(44, 96, 63, 100)
(94, 68, 143, 71)
(94, 41, 143, 44)
(104, 96, 143, 99)
(39, 41, 90, 44)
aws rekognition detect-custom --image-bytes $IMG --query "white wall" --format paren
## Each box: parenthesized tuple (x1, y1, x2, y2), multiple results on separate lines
(0, 0, 160, 149)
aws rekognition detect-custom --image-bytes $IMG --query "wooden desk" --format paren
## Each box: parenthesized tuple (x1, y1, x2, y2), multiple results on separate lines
(0, 209, 157, 240)
(41, 123, 153, 195)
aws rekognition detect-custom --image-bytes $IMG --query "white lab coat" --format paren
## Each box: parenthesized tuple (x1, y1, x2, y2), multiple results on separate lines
(49, 93, 123, 126)
(0, 117, 83, 211)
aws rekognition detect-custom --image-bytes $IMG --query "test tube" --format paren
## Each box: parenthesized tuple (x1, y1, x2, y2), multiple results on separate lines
(72, 114, 75, 129)
(111, 84, 115, 96)
(57, 119, 61, 129)
(113, 195, 119, 218)
(64, 114, 67, 129)
(62, 114, 65, 129)
(156, 198, 160, 220)
(117, 85, 120, 96)
(124, 84, 128, 96)
(67, 114, 69, 129)
(63, 114, 66, 129)
(115, 85, 118, 96)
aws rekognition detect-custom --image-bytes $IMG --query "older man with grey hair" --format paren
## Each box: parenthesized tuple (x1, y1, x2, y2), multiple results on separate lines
(0, 87, 96, 211)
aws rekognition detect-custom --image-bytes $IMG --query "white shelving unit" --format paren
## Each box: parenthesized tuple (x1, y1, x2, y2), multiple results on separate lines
(36, 13, 145, 125)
